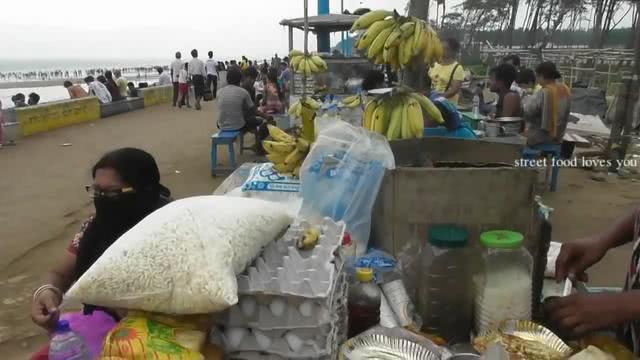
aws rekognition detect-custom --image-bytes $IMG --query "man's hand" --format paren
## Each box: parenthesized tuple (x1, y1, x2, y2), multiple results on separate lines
(555, 237, 609, 282)
(545, 292, 638, 337)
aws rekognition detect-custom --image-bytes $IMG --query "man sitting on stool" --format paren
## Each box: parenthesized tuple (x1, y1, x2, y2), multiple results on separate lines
(217, 67, 273, 155)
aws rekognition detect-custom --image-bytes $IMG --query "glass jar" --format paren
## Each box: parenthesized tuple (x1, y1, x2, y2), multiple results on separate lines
(419, 225, 472, 344)
(474, 230, 533, 334)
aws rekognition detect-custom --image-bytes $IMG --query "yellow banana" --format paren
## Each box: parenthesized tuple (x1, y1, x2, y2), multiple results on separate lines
(372, 103, 387, 134)
(363, 100, 378, 129)
(273, 162, 295, 174)
(263, 141, 296, 155)
(400, 99, 411, 139)
(399, 36, 414, 66)
(307, 57, 320, 73)
(310, 55, 327, 71)
(400, 22, 416, 39)
(266, 153, 287, 164)
(288, 101, 300, 117)
(367, 27, 394, 60)
(291, 55, 304, 70)
(412, 20, 424, 55)
(284, 148, 305, 167)
(386, 100, 404, 140)
(267, 125, 295, 143)
(413, 28, 426, 56)
(383, 26, 403, 50)
(296, 138, 310, 152)
(342, 95, 360, 105)
(357, 18, 395, 50)
(409, 92, 444, 124)
(407, 98, 425, 138)
(292, 165, 301, 178)
(389, 45, 400, 71)
(351, 10, 393, 31)
(302, 96, 321, 110)
(289, 49, 304, 58)
(423, 31, 435, 65)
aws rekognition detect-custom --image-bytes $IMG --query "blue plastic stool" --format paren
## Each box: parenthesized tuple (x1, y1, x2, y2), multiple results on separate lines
(211, 130, 243, 176)
(424, 123, 477, 139)
(522, 143, 562, 192)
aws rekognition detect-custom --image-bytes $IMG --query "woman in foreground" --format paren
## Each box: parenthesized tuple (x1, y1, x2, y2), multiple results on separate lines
(30, 148, 171, 358)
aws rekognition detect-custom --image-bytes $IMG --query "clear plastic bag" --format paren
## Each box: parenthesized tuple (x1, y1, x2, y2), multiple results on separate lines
(299, 121, 395, 255)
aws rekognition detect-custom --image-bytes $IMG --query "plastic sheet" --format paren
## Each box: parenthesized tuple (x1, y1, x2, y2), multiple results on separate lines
(300, 121, 395, 255)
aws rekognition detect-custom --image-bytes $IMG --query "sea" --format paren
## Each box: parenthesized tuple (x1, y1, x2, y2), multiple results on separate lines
(0, 58, 169, 108)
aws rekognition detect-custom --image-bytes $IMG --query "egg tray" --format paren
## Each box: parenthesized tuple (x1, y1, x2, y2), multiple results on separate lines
(217, 272, 348, 329)
(236, 217, 346, 299)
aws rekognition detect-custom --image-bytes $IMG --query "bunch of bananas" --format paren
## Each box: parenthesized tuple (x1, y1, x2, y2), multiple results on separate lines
(351, 10, 443, 69)
(339, 94, 362, 109)
(289, 50, 328, 77)
(363, 90, 444, 141)
(288, 96, 321, 118)
(263, 125, 312, 177)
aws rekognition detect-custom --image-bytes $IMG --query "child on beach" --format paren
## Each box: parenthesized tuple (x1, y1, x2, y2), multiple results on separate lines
(177, 63, 191, 109)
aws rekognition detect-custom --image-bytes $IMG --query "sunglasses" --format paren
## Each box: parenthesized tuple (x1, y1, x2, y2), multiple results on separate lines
(85, 185, 135, 199)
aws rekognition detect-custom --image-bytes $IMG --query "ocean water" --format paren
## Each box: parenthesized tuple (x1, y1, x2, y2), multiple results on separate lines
(0, 58, 168, 73)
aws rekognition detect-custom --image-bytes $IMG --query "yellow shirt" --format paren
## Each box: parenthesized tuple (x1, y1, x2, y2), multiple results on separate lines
(429, 62, 465, 105)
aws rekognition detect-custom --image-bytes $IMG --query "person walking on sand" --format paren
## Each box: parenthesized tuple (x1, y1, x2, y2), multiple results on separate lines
(188, 49, 206, 110)
(64, 81, 88, 99)
(170, 51, 184, 107)
(206, 51, 219, 99)
(177, 63, 190, 109)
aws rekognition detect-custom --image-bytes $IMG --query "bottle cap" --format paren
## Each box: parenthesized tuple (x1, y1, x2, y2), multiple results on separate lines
(428, 225, 468, 248)
(355, 267, 374, 282)
(56, 320, 71, 333)
(480, 230, 524, 249)
(342, 232, 353, 246)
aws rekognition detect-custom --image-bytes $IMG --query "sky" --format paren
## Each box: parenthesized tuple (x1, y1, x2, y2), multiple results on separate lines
(0, 0, 632, 62)
(0, 0, 463, 61)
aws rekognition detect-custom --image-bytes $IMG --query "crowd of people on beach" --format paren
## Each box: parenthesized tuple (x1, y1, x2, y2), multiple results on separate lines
(0, 67, 166, 83)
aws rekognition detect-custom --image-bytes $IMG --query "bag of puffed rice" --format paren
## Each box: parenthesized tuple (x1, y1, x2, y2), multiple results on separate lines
(66, 196, 292, 314)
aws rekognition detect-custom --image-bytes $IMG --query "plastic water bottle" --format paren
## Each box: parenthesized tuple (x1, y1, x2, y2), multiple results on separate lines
(49, 320, 91, 360)
(348, 268, 381, 338)
(472, 93, 480, 117)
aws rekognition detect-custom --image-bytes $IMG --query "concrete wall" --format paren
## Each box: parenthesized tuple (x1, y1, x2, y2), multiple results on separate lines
(16, 97, 101, 137)
(139, 85, 173, 107)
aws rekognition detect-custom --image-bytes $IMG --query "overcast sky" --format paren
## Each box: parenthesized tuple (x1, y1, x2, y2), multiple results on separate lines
(0, 0, 465, 61)
(0, 0, 632, 61)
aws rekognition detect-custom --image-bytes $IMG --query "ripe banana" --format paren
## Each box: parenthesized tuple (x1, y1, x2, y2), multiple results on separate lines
(289, 49, 304, 58)
(386, 99, 404, 140)
(284, 148, 305, 167)
(363, 100, 377, 129)
(367, 27, 394, 60)
(306, 58, 319, 73)
(384, 26, 403, 50)
(310, 55, 327, 71)
(399, 22, 416, 39)
(412, 20, 425, 56)
(267, 125, 295, 143)
(400, 99, 411, 140)
(351, 10, 393, 31)
(407, 98, 425, 138)
(263, 141, 295, 155)
(399, 36, 414, 66)
(289, 101, 302, 118)
(409, 93, 444, 124)
(266, 153, 287, 164)
(290, 50, 327, 75)
(296, 138, 310, 152)
(358, 18, 395, 50)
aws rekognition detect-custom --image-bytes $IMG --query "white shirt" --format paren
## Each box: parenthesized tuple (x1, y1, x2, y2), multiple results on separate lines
(188, 58, 206, 77)
(178, 69, 189, 84)
(158, 72, 172, 86)
(170, 58, 184, 83)
(206, 59, 218, 76)
(88, 81, 112, 103)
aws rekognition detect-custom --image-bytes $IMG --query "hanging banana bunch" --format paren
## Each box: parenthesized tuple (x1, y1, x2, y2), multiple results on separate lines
(338, 94, 362, 109)
(351, 10, 443, 70)
(362, 89, 444, 141)
(289, 49, 328, 77)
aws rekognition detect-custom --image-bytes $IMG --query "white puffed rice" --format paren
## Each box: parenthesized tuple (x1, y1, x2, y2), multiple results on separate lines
(65, 196, 292, 314)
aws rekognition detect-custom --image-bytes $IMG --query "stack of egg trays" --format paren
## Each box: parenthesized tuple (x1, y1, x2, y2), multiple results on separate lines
(214, 217, 348, 358)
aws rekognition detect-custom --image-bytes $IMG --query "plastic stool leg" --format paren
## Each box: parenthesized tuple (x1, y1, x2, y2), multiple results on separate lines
(239, 133, 245, 155)
(228, 143, 236, 168)
(211, 140, 217, 176)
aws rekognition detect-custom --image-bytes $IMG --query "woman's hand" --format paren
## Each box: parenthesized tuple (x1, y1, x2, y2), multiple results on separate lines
(555, 236, 609, 282)
(545, 292, 640, 338)
(31, 289, 61, 331)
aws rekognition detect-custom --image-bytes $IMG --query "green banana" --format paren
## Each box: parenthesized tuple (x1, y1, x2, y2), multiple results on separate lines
(383, 26, 403, 50)
(289, 49, 304, 58)
(400, 22, 416, 39)
(351, 10, 393, 31)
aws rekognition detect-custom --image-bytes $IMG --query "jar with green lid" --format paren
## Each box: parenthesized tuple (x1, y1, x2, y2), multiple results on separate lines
(419, 225, 472, 344)
(474, 230, 533, 334)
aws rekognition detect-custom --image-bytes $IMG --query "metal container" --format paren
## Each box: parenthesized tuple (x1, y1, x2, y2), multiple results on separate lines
(448, 354, 481, 360)
(489, 117, 523, 136)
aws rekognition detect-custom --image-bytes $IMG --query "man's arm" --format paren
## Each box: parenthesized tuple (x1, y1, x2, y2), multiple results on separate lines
(596, 206, 637, 250)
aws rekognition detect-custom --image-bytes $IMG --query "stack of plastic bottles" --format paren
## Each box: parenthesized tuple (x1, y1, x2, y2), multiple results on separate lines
(212, 217, 348, 359)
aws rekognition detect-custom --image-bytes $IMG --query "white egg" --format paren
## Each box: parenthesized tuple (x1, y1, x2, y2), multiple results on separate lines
(226, 328, 247, 348)
(253, 330, 272, 349)
(240, 297, 257, 316)
(284, 331, 303, 352)
(298, 300, 314, 317)
(269, 298, 286, 316)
